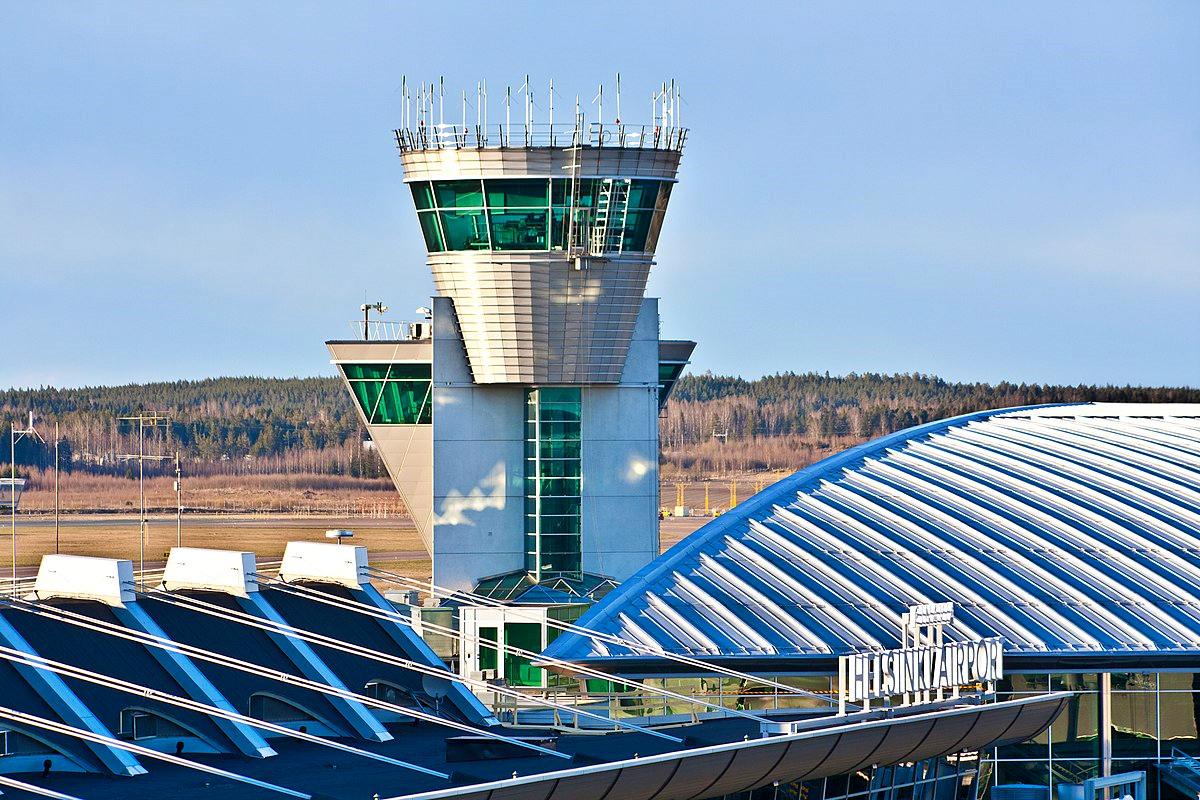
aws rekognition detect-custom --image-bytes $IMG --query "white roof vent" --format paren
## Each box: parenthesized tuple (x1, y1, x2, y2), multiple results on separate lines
(162, 548, 258, 598)
(280, 541, 369, 589)
(34, 555, 135, 607)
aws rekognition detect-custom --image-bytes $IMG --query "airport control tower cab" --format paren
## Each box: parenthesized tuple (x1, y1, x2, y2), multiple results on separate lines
(327, 78, 694, 600)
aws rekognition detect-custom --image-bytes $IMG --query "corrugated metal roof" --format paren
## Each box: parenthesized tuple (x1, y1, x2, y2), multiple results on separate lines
(543, 403, 1200, 665)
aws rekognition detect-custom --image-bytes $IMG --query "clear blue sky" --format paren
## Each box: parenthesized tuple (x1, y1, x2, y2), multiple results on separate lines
(3, 2, 1197, 389)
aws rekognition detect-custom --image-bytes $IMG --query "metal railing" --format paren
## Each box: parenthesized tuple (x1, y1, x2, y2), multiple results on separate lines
(349, 319, 430, 341)
(489, 684, 837, 730)
(394, 122, 688, 153)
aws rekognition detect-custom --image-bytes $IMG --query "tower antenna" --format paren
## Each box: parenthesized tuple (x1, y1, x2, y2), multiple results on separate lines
(505, 85, 511, 146)
(615, 72, 621, 123)
(401, 75, 408, 129)
(592, 83, 603, 134)
(439, 76, 445, 127)
(548, 78, 554, 130)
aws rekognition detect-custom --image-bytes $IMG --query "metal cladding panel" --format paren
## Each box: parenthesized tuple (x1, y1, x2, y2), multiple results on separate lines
(430, 252, 653, 384)
(543, 769, 620, 800)
(387, 694, 1070, 800)
(602, 760, 684, 800)
(398, 146, 682, 182)
(542, 403, 1200, 666)
(866, 718, 939, 765)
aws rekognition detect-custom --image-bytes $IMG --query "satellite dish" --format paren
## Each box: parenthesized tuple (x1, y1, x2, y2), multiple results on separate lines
(421, 674, 451, 700)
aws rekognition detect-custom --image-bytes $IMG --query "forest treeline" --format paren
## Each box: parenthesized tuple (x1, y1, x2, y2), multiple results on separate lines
(2, 372, 1197, 481)
(661, 372, 1200, 475)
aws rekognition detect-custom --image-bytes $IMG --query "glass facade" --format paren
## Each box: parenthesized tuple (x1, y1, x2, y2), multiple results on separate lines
(341, 363, 432, 425)
(983, 672, 1200, 800)
(524, 388, 582, 579)
(658, 361, 688, 409)
(707, 755, 978, 800)
(410, 177, 672, 254)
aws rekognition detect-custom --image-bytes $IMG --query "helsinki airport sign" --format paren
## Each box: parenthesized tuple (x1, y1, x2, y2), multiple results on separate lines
(842, 637, 1004, 703)
(838, 602, 1004, 713)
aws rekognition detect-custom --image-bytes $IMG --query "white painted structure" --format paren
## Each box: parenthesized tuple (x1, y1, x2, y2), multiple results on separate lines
(326, 100, 694, 593)
(33, 555, 135, 607)
(161, 548, 258, 597)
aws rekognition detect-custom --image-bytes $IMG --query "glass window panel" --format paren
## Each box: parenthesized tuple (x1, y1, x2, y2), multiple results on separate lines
(998, 735, 1050, 759)
(1050, 692, 1099, 760)
(478, 626, 498, 671)
(626, 179, 662, 209)
(489, 210, 549, 250)
(1159, 690, 1200, 754)
(994, 761, 1050, 789)
(372, 380, 432, 425)
(440, 209, 490, 250)
(539, 387, 581, 404)
(486, 179, 548, 208)
(1160, 673, 1200, 691)
(434, 179, 484, 208)
(1111, 673, 1157, 691)
(344, 363, 431, 380)
(409, 181, 435, 210)
(1051, 674, 1099, 692)
(621, 209, 654, 251)
(551, 178, 568, 206)
(1110, 691, 1158, 757)
(503, 623, 544, 687)
(417, 211, 444, 251)
(540, 497, 581, 516)
(540, 439, 581, 459)
(349, 380, 382, 419)
(550, 208, 567, 249)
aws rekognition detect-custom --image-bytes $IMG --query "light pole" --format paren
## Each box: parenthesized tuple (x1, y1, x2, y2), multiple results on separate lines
(10, 412, 43, 596)
(54, 421, 60, 555)
(117, 412, 171, 583)
(174, 451, 182, 548)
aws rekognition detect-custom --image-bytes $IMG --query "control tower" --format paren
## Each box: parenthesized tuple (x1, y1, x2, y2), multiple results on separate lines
(327, 80, 694, 595)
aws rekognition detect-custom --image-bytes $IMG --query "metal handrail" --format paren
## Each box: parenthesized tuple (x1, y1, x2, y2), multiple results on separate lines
(348, 319, 429, 342)
(394, 122, 688, 153)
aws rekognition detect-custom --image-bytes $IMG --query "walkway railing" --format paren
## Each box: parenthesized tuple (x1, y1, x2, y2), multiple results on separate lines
(394, 122, 687, 153)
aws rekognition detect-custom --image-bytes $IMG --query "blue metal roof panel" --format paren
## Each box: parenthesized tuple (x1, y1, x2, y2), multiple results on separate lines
(543, 403, 1200, 665)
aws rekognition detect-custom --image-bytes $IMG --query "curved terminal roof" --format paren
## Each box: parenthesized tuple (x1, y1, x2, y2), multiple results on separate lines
(388, 694, 1069, 800)
(543, 403, 1200, 669)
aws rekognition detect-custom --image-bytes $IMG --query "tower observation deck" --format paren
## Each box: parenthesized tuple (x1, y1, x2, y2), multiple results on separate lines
(327, 79, 694, 596)
(395, 115, 687, 384)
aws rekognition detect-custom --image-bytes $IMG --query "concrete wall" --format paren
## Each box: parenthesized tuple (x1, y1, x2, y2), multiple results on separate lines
(581, 298, 661, 580)
(429, 297, 662, 589)
(430, 297, 526, 590)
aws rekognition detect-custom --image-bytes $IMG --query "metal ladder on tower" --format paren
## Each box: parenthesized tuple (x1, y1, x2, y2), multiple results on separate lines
(564, 112, 588, 267)
(588, 178, 630, 257)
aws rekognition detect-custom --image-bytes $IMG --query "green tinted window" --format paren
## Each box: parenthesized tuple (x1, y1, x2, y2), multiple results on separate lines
(626, 180, 662, 209)
(489, 210, 549, 250)
(486, 179, 547, 208)
(343, 363, 430, 380)
(417, 211, 444, 251)
(478, 626, 498, 671)
(409, 182, 435, 210)
(524, 387, 582, 579)
(434, 179, 484, 208)
(440, 209, 490, 250)
(413, 177, 670, 254)
(341, 363, 432, 425)
(621, 209, 654, 251)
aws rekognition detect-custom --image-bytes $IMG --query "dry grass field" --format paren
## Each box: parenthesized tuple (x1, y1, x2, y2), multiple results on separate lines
(5, 471, 766, 584)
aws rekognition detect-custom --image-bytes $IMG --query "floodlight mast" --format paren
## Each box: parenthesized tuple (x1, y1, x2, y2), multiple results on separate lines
(116, 412, 172, 582)
(9, 412, 44, 596)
